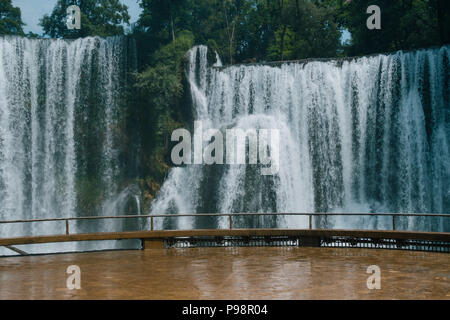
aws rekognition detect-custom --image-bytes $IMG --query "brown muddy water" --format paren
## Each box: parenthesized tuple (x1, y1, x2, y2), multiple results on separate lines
(0, 247, 448, 299)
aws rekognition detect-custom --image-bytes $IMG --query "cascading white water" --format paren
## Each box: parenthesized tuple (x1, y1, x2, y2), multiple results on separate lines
(151, 45, 450, 232)
(1, 36, 448, 255)
(0, 36, 135, 254)
(214, 51, 222, 67)
(135, 195, 141, 215)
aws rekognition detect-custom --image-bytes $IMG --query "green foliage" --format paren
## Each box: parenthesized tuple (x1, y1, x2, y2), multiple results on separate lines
(265, 0, 341, 61)
(339, 0, 450, 55)
(133, 32, 194, 203)
(40, 0, 130, 38)
(138, 0, 189, 41)
(0, 0, 24, 35)
(137, 0, 342, 64)
(34, 0, 449, 57)
(267, 27, 295, 61)
(135, 31, 194, 120)
(26, 31, 39, 38)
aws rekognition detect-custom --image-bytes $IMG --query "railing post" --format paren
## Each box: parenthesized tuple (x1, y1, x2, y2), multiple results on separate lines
(309, 215, 312, 230)
(392, 215, 396, 231)
(151, 216, 154, 231)
(229, 215, 233, 230)
(65, 219, 69, 235)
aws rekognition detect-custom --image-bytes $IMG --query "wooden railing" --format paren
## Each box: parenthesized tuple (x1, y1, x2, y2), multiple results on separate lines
(1, 212, 449, 235)
(0, 213, 449, 255)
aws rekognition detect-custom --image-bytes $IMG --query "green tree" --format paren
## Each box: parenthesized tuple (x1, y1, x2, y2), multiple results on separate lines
(136, 0, 195, 65)
(138, 0, 255, 65)
(265, 0, 293, 61)
(133, 32, 195, 203)
(138, 0, 191, 43)
(0, 0, 24, 35)
(431, 0, 450, 44)
(231, 0, 273, 62)
(220, 0, 251, 64)
(267, 26, 296, 60)
(340, 0, 448, 56)
(265, 0, 341, 61)
(40, 0, 130, 38)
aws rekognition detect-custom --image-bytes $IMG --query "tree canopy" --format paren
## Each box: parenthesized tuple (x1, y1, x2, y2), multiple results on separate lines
(136, 0, 449, 65)
(31, 0, 449, 61)
(0, 0, 24, 35)
(40, 0, 130, 38)
(339, 0, 450, 56)
(136, 0, 342, 64)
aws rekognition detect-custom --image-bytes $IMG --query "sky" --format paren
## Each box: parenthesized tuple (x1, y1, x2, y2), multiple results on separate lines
(341, 29, 351, 44)
(11, 0, 143, 35)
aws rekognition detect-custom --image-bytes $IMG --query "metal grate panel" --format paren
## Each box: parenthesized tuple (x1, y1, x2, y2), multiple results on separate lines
(165, 235, 450, 252)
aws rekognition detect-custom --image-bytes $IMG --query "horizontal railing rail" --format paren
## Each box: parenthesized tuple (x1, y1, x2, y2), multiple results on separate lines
(0, 212, 449, 236)
(1, 213, 449, 255)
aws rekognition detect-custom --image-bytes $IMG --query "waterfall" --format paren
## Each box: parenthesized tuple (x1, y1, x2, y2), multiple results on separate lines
(135, 195, 141, 215)
(0, 34, 448, 255)
(0, 36, 135, 254)
(214, 51, 223, 67)
(151, 45, 450, 232)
